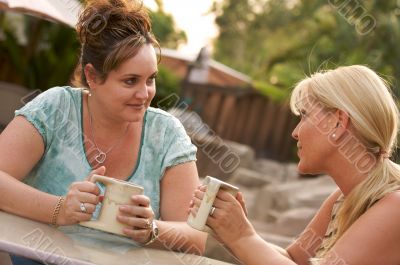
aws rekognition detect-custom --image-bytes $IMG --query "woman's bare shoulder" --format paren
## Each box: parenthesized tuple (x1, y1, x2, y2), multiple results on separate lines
(326, 190, 400, 264)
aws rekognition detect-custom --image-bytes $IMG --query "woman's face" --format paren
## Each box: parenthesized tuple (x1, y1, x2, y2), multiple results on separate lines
(291, 100, 337, 174)
(93, 44, 158, 123)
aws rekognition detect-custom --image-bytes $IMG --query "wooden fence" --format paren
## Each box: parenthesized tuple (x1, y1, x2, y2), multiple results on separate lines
(181, 82, 298, 162)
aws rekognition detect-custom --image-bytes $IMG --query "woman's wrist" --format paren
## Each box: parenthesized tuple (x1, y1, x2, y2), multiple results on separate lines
(226, 230, 258, 253)
(141, 220, 159, 246)
(51, 196, 65, 226)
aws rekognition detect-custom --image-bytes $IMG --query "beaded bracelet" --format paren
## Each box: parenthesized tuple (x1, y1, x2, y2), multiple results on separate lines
(51, 196, 64, 226)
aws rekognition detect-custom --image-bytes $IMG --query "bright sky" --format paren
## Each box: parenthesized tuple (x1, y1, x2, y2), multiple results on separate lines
(143, 0, 219, 56)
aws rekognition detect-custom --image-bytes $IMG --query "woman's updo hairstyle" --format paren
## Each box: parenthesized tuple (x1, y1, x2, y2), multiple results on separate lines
(72, 0, 160, 87)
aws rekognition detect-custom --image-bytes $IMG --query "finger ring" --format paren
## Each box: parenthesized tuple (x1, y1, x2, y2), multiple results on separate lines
(209, 206, 216, 217)
(80, 202, 87, 213)
(145, 219, 151, 229)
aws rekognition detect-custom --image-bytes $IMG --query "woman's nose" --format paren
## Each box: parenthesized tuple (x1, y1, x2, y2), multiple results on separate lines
(136, 85, 149, 99)
(292, 123, 300, 140)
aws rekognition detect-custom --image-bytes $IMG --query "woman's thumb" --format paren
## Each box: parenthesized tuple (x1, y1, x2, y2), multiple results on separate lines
(87, 166, 106, 181)
(236, 192, 248, 217)
(94, 166, 106, 175)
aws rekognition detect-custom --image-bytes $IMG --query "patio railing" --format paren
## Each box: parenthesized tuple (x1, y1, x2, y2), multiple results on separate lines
(181, 82, 298, 162)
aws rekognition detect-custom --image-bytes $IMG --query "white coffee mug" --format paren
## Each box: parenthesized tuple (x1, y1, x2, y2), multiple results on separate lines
(80, 175, 144, 236)
(187, 176, 239, 232)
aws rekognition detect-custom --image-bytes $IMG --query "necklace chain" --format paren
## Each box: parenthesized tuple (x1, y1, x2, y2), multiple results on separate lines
(87, 99, 130, 164)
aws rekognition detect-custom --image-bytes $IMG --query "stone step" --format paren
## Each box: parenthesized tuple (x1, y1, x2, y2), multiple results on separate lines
(250, 176, 336, 222)
(230, 167, 274, 188)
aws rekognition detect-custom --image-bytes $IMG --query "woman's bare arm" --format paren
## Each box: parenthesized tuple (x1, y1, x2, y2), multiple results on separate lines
(0, 116, 60, 223)
(155, 161, 207, 254)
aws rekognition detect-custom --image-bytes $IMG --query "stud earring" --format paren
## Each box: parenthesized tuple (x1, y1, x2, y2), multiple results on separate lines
(87, 82, 92, 97)
(332, 133, 336, 138)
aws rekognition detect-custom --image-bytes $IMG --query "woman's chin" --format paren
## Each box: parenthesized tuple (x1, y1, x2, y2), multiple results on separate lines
(127, 116, 143, 123)
(124, 109, 146, 122)
(297, 162, 312, 175)
(298, 163, 323, 175)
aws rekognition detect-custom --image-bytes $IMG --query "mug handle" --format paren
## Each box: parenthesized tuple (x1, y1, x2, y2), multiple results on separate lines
(89, 174, 113, 214)
(79, 175, 112, 228)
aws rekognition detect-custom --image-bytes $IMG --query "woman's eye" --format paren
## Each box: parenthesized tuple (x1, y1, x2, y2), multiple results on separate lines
(124, 78, 137, 85)
(300, 110, 307, 119)
(146, 75, 157, 86)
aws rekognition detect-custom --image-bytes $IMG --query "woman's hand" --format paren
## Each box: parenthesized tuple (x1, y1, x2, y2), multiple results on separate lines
(56, 167, 104, 225)
(189, 186, 256, 249)
(117, 194, 155, 244)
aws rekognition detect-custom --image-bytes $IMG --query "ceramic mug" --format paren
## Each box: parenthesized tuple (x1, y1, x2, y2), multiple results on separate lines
(187, 176, 239, 232)
(80, 174, 144, 236)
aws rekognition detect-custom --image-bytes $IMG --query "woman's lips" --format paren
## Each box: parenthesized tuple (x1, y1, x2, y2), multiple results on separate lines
(297, 145, 302, 156)
(127, 104, 145, 110)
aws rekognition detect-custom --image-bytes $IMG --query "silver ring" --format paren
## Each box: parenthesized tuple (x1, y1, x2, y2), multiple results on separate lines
(80, 202, 87, 213)
(209, 206, 216, 217)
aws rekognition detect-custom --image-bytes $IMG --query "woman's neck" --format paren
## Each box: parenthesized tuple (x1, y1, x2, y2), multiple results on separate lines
(85, 94, 135, 140)
(326, 154, 370, 196)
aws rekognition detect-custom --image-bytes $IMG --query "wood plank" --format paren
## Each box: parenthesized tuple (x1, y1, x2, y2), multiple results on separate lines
(270, 104, 291, 160)
(250, 96, 269, 148)
(202, 92, 223, 130)
(252, 97, 270, 149)
(215, 94, 237, 138)
(243, 95, 264, 146)
(232, 95, 252, 141)
(257, 99, 278, 155)
(224, 95, 241, 141)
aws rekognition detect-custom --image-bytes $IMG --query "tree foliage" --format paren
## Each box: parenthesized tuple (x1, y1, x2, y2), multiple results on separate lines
(212, 0, 400, 100)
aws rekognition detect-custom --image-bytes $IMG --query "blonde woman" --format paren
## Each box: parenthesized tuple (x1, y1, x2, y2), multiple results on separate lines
(190, 65, 400, 264)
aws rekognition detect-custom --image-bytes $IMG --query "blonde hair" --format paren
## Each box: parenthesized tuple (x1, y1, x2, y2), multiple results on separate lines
(290, 65, 400, 259)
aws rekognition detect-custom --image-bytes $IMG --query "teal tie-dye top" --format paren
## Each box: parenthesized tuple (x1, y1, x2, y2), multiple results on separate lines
(15, 86, 197, 221)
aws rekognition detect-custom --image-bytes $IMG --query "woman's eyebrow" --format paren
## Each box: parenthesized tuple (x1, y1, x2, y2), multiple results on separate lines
(121, 71, 158, 78)
(121, 73, 141, 78)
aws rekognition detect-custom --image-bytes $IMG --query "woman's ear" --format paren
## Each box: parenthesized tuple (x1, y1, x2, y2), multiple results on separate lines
(333, 109, 350, 139)
(337, 109, 350, 128)
(83, 64, 98, 88)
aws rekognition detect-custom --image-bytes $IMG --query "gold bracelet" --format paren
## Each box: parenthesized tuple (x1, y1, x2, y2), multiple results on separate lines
(51, 196, 64, 226)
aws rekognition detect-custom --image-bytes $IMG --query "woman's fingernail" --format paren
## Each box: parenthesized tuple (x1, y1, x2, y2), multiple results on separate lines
(99, 195, 104, 202)
(120, 206, 127, 211)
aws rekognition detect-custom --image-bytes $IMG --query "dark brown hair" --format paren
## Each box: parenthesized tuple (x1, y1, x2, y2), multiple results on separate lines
(72, 0, 160, 87)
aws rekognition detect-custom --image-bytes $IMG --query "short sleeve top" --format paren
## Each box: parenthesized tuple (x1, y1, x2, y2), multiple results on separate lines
(15, 86, 197, 219)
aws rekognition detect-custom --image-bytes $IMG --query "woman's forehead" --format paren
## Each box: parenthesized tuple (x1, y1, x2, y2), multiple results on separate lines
(113, 45, 158, 76)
